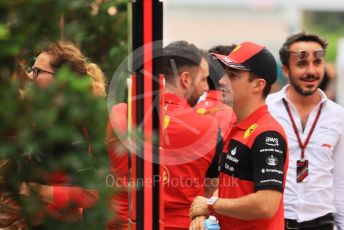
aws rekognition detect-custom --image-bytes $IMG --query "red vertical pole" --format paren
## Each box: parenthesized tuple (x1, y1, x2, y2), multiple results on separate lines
(143, 0, 153, 229)
(129, 0, 163, 230)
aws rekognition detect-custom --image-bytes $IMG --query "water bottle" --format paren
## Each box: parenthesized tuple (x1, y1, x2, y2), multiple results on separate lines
(203, 215, 220, 230)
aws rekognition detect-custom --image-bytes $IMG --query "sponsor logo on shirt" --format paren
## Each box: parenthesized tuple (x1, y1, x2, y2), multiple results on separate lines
(260, 179, 282, 184)
(266, 155, 278, 166)
(260, 148, 283, 154)
(196, 108, 207, 115)
(225, 163, 235, 172)
(261, 168, 283, 174)
(162, 166, 170, 184)
(244, 124, 257, 139)
(230, 147, 237, 156)
(226, 153, 239, 163)
(265, 137, 279, 146)
(164, 115, 170, 129)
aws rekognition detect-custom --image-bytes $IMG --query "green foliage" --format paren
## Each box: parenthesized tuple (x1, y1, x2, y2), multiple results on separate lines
(0, 69, 112, 229)
(22, 70, 111, 229)
(0, 0, 127, 228)
(0, 0, 128, 80)
(303, 11, 344, 62)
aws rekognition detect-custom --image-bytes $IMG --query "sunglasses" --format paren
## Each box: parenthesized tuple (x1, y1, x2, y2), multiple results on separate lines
(30, 66, 55, 80)
(288, 49, 325, 60)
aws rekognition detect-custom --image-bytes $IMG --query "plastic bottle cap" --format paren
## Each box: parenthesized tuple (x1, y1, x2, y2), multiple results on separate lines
(208, 215, 218, 224)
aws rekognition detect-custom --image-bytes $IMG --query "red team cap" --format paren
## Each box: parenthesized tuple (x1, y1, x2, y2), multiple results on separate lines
(211, 42, 277, 85)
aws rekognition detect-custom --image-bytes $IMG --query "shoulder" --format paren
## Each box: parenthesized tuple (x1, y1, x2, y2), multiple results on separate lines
(254, 112, 287, 141)
(319, 100, 344, 134)
(324, 99, 344, 115)
(110, 103, 127, 116)
(109, 103, 128, 132)
(173, 108, 219, 130)
(194, 98, 217, 113)
(165, 108, 220, 145)
(266, 90, 284, 105)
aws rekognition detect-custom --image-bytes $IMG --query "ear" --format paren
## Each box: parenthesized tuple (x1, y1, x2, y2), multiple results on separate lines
(252, 78, 266, 94)
(282, 65, 289, 79)
(179, 71, 191, 89)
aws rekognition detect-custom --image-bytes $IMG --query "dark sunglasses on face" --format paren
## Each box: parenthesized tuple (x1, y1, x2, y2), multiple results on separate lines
(30, 66, 55, 80)
(288, 49, 325, 60)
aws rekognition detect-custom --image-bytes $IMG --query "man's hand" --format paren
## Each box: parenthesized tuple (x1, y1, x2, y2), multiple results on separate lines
(190, 196, 209, 220)
(189, 215, 206, 230)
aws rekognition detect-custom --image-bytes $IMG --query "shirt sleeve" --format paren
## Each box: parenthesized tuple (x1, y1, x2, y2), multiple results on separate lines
(333, 125, 344, 230)
(52, 186, 98, 209)
(206, 128, 223, 178)
(251, 131, 287, 193)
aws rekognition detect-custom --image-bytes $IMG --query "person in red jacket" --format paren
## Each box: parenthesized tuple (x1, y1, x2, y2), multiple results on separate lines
(161, 41, 223, 229)
(190, 42, 289, 230)
(195, 45, 237, 140)
(20, 41, 105, 224)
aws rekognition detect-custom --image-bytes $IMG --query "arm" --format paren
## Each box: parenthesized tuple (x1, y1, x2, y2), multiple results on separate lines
(190, 190, 282, 220)
(191, 131, 287, 220)
(22, 183, 98, 209)
(214, 190, 281, 219)
(204, 178, 218, 198)
(333, 125, 344, 230)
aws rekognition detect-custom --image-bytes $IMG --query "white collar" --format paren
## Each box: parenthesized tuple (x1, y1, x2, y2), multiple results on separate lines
(272, 84, 328, 105)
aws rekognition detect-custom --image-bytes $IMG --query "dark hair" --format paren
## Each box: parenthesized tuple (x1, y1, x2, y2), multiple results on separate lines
(209, 45, 236, 56)
(279, 32, 328, 67)
(207, 45, 236, 90)
(248, 72, 271, 98)
(162, 41, 205, 82)
(319, 68, 330, 91)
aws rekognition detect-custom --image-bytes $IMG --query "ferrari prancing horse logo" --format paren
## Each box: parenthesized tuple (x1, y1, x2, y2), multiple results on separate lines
(244, 124, 257, 139)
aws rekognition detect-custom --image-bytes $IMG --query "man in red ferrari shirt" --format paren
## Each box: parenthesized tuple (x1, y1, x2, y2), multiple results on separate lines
(161, 41, 223, 229)
(190, 42, 288, 230)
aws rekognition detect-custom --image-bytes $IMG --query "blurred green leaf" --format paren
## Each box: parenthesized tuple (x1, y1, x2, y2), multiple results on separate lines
(0, 24, 9, 39)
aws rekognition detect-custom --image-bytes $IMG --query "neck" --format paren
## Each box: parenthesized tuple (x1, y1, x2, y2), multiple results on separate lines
(234, 99, 265, 123)
(286, 85, 321, 108)
(165, 84, 182, 97)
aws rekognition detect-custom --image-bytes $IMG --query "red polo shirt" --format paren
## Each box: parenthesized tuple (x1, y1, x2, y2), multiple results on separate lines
(195, 90, 237, 139)
(162, 93, 222, 229)
(218, 105, 288, 230)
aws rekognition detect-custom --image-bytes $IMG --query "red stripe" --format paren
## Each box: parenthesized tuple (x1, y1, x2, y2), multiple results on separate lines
(130, 75, 137, 223)
(143, 0, 153, 229)
(159, 74, 165, 229)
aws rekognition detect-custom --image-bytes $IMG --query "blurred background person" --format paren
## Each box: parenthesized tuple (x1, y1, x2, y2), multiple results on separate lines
(28, 41, 106, 97)
(319, 63, 336, 101)
(267, 32, 344, 230)
(195, 44, 237, 140)
(20, 41, 107, 226)
(161, 40, 223, 229)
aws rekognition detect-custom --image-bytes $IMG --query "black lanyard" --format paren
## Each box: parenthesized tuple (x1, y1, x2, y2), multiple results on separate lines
(282, 98, 323, 160)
